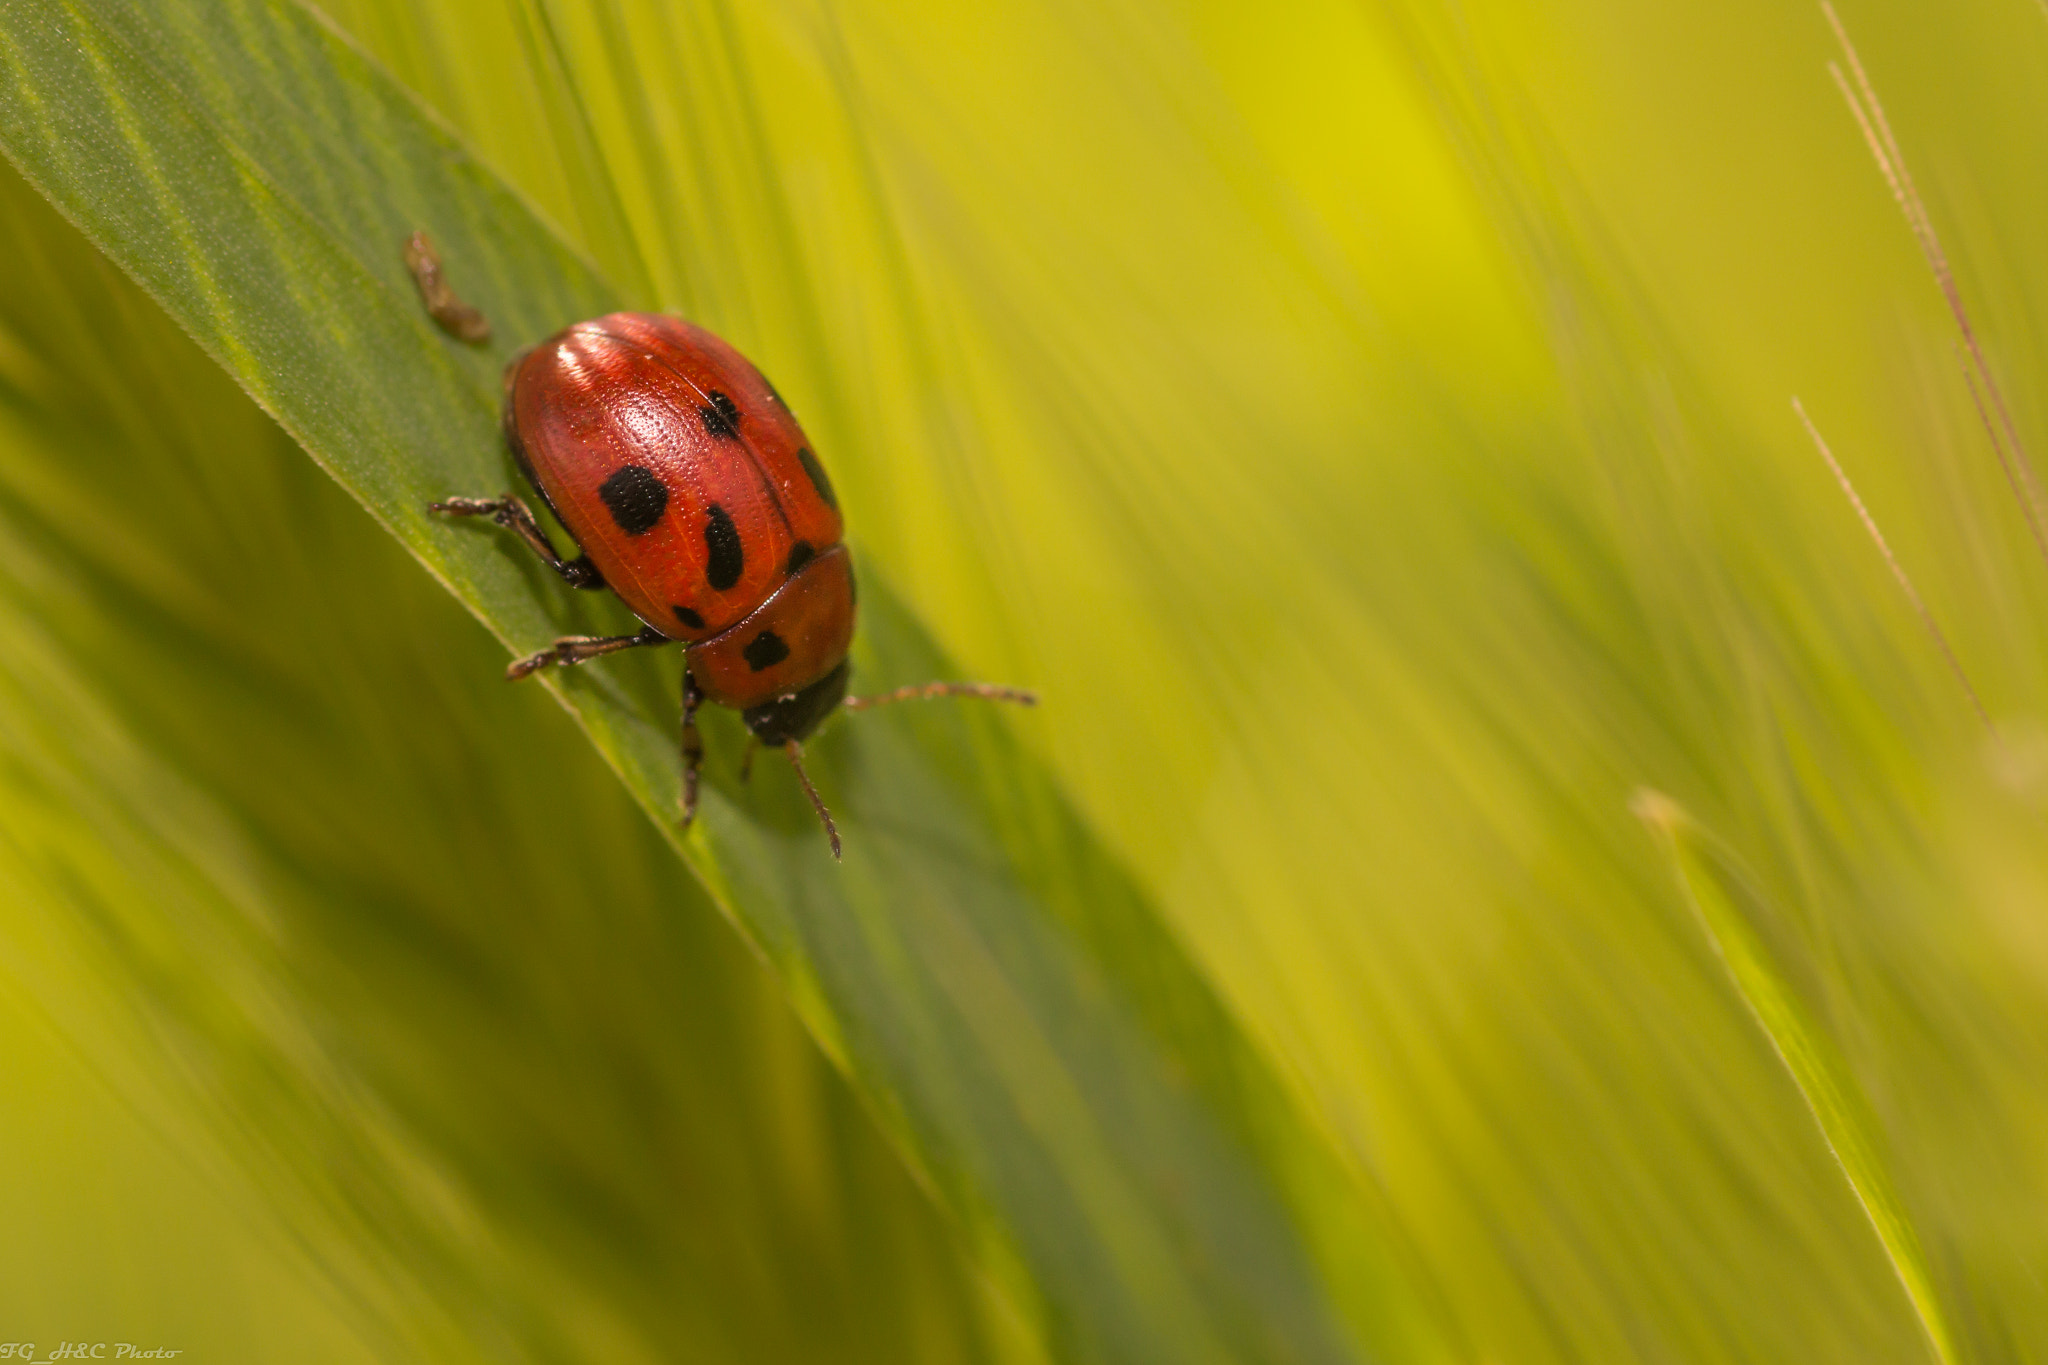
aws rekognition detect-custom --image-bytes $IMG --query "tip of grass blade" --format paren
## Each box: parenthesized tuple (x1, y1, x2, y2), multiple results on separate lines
(1628, 786, 1685, 831)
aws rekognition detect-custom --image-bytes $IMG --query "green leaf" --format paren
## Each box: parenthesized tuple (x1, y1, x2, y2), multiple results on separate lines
(0, 163, 1021, 1363)
(0, 2, 1444, 1360)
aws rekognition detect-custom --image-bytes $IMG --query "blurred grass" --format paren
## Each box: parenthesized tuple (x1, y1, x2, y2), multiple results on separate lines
(4, 0, 2048, 1361)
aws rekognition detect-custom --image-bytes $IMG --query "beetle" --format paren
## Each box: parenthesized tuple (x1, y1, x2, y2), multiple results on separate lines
(408, 232, 1032, 858)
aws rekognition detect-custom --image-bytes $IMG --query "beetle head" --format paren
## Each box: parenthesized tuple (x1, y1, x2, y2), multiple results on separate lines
(740, 659, 850, 746)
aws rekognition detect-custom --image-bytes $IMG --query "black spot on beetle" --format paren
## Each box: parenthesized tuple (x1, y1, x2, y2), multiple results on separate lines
(598, 464, 668, 536)
(699, 390, 741, 439)
(796, 447, 838, 511)
(743, 630, 791, 672)
(672, 604, 705, 631)
(785, 540, 815, 575)
(703, 504, 744, 591)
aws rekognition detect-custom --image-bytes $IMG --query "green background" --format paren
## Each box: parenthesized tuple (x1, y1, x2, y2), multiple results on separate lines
(2, 0, 2045, 1360)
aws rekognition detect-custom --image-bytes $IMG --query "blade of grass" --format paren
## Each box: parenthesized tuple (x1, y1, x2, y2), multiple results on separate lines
(0, 154, 1039, 1362)
(1635, 791, 1960, 1365)
(1822, 0, 2048, 569)
(1791, 397, 1992, 732)
(0, 1, 1446, 1359)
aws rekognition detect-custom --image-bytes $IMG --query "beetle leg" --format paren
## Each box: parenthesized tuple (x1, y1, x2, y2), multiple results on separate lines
(430, 494, 605, 589)
(507, 624, 668, 680)
(680, 668, 704, 826)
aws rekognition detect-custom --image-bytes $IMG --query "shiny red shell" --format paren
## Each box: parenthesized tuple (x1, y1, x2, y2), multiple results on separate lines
(503, 313, 852, 711)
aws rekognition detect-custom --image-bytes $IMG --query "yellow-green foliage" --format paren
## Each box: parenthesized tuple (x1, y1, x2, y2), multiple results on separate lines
(1, 0, 2045, 1361)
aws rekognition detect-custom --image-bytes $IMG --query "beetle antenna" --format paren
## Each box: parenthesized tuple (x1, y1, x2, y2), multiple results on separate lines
(844, 681, 1037, 711)
(784, 741, 841, 860)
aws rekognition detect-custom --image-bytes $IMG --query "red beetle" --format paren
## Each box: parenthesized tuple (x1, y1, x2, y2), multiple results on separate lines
(410, 234, 1031, 858)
